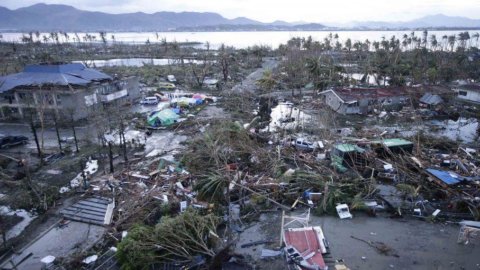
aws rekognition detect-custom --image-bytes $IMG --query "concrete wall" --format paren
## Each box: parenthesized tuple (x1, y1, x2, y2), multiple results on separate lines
(323, 90, 408, 115)
(323, 91, 348, 114)
(125, 76, 140, 101)
(456, 88, 480, 103)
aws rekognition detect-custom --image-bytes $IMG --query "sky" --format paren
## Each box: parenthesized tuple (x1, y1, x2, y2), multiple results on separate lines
(2, 0, 480, 23)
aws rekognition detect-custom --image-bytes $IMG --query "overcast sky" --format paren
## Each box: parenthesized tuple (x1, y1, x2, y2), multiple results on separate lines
(2, 0, 480, 23)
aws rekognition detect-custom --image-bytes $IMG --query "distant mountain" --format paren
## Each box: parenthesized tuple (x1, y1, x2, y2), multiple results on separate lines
(352, 14, 480, 29)
(0, 4, 477, 32)
(0, 3, 324, 32)
(0, 3, 266, 31)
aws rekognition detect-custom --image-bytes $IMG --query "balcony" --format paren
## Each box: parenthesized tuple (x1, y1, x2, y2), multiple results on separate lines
(99, 89, 128, 103)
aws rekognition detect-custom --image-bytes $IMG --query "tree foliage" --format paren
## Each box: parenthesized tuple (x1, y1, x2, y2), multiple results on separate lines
(117, 210, 219, 270)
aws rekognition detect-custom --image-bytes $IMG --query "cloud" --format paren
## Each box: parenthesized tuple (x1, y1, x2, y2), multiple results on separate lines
(1, 0, 480, 23)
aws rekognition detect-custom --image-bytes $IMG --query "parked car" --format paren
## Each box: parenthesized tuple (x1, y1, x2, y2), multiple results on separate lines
(292, 138, 317, 151)
(167, 75, 177, 82)
(158, 82, 176, 90)
(0, 135, 28, 149)
(140, 96, 159, 105)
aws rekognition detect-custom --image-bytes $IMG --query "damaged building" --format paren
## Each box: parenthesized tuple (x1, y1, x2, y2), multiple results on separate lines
(0, 63, 140, 120)
(320, 87, 410, 115)
(453, 84, 480, 104)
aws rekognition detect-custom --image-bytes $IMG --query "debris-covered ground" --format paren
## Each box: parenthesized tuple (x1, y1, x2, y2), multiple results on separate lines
(1, 38, 480, 270)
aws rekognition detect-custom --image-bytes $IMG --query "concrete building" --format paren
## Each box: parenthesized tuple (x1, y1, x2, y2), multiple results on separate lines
(453, 84, 480, 104)
(320, 87, 409, 115)
(0, 63, 140, 120)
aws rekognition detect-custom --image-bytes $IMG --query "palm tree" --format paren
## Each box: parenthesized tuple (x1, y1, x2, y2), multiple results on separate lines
(256, 70, 277, 93)
(364, 39, 371, 51)
(448, 35, 456, 52)
(472, 32, 480, 47)
(422, 30, 428, 48)
(458, 31, 470, 49)
(442, 35, 448, 51)
(429, 34, 438, 51)
(345, 38, 352, 52)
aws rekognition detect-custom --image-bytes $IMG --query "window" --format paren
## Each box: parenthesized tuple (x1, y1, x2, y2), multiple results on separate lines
(44, 94, 54, 105)
(459, 91, 468, 96)
(56, 94, 62, 105)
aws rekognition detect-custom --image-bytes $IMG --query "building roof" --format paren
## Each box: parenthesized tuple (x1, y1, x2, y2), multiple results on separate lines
(426, 168, 470, 186)
(0, 63, 112, 93)
(456, 84, 480, 92)
(321, 87, 408, 103)
(60, 197, 114, 226)
(334, 143, 365, 153)
(284, 227, 327, 270)
(372, 138, 413, 148)
(420, 93, 444, 105)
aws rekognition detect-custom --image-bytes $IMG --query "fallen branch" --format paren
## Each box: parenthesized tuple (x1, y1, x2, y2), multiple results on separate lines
(350, 235, 399, 257)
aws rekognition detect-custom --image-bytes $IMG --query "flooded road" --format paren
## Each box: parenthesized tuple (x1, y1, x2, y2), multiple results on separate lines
(235, 211, 480, 270)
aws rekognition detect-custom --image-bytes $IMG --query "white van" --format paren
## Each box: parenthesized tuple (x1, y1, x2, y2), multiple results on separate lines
(167, 75, 176, 82)
(140, 96, 159, 105)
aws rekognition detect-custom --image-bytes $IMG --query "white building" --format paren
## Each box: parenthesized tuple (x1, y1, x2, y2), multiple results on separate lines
(453, 84, 480, 103)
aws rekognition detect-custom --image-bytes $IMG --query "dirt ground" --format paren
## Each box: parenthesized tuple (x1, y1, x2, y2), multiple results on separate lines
(235, 210, 480, 270)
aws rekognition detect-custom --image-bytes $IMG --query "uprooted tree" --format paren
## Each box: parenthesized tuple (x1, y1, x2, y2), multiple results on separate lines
(116, 209, 220, 269)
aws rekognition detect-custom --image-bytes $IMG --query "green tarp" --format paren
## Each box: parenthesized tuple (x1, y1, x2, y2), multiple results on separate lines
(147, 109, 180, 127)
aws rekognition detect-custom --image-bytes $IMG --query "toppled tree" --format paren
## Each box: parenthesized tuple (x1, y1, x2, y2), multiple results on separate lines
(116, 210, 219, 269)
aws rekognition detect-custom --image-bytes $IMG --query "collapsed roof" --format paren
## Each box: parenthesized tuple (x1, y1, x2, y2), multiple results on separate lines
(321, 87, 408, 103)
(0, 63, 112, 93)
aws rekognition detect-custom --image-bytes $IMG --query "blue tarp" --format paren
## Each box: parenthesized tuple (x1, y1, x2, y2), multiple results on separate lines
(426, 168, 469, 185)
(0, 63, 111, 93)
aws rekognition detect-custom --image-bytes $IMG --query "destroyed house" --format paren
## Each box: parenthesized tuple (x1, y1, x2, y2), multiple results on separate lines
(371, 138, 414, 155)
(320, 87, 409, 115)
(0, 63, 140, 120)
(453, 84, 480, 104)
(331, 144, 368, 171)
(419, 93, 444, 108)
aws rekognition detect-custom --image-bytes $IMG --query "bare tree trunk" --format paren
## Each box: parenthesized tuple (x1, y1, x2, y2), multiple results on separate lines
(80, 159, 87, 189)
(119, 120, 128, 163)
(108, 142, 114, 173)
(71, 122, 79, 153)
(53, 113, 62, 152)
(29, 115, 42, 160)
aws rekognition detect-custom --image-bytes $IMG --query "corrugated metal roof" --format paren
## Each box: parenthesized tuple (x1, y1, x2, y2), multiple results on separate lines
(426, 168, 469, 185)
(0, 63, 111, 93)
(372, 138, 413, 147)
(420, 93, 443, 105)
(61, 197, 114, 226)
(323, 87, 408, 102)
(334, 143, 365, 153)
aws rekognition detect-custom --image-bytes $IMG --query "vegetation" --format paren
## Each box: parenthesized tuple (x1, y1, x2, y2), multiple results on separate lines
(277, 31, 480, 91)
(116, 210, 219, 269)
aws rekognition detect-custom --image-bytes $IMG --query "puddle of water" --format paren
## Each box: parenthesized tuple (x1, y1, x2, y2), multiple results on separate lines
(74, 58, 208, 67)
(372, 117, 478, 143)
(0, 206, 37, 241)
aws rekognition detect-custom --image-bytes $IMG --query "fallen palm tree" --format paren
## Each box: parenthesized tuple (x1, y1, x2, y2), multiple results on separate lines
(117, 209, 220, 269)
